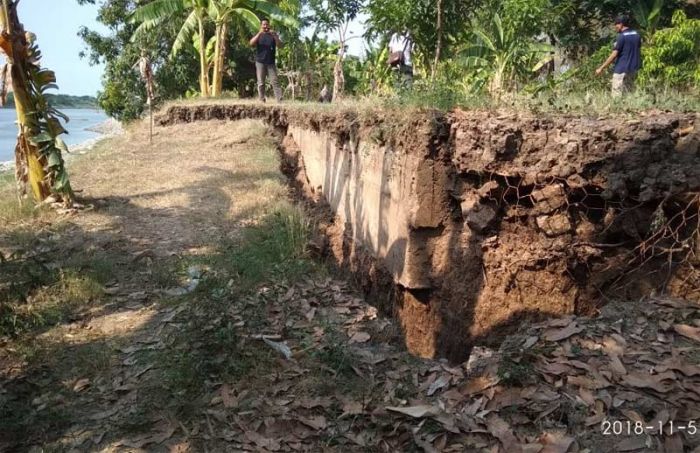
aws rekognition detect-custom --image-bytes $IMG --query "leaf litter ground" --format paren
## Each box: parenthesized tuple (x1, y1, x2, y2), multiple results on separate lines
(1, 119, 699, 452)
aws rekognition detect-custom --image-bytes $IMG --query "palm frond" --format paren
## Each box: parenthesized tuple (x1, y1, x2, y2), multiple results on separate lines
(130, 0, 187, 24)
(171, 10, 199, 57)
(239, 0, 298, 28)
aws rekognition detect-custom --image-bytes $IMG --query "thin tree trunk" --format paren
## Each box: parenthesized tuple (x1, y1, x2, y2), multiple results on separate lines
(198, 17, 209, 97)
(432, 0, 443, 81)
(547, 34, 556, 75)
(333, 58, 344, 101)
(211, 23, 221, 96)
(212, 21, 228, 96)
(304, 72, 312, 101)
(333, 26, 346, 101)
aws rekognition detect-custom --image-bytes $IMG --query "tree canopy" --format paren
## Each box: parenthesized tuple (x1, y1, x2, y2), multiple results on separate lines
(77, 0, 700, 118)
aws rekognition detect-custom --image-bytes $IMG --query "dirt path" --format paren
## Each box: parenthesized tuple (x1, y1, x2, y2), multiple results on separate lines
(0, 119, 419, 451)
(1, 118, 700, 452)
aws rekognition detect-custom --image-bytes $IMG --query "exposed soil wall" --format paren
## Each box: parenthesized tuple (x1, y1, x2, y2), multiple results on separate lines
(159, 104, 700, 361)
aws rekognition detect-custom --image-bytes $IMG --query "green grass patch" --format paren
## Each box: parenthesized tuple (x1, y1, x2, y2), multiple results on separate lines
(0, 198, 48, 225)
(150, 203, 316, 416)
(0, 226, 117, 338)
(228, 204, 312, 288)
(175, 202, 314, 297)
(381, 83, 700, 116)
(0, 269, 104, 337)
(168, 86, 700, 117)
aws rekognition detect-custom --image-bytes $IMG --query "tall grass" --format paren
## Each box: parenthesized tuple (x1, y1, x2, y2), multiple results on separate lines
(226, 203, 312, 289)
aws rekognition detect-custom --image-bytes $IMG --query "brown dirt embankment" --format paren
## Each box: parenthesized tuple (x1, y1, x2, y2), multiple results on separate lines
(158, 103, 700, 361)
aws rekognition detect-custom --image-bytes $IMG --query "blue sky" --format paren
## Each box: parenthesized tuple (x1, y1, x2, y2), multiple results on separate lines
(7, 1, 368, 97)
(17, 0, 106, 96)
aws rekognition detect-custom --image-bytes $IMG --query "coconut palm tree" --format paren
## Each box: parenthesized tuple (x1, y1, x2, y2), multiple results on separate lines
(131, 0, 212, 97)
(0, 0, 73, 204)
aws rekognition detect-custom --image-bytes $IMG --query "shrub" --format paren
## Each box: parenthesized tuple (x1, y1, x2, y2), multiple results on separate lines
(639, 10, 700, 90)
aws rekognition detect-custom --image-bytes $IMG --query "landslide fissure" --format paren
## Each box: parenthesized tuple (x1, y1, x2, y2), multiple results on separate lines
(159, 104, 699, 361)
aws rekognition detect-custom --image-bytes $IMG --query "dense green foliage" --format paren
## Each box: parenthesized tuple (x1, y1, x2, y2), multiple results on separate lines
(639, 10, 700, 88)
(79, 0, 700, 117)
(78, 0, 200, 121)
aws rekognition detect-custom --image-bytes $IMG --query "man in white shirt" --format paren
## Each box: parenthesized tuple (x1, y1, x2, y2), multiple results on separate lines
(388, 31, 413, 89)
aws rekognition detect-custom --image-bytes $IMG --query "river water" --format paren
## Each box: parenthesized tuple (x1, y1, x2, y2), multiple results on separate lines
(0, 108, 108, 163)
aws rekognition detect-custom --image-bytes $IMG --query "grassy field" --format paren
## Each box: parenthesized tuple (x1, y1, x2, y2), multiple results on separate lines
(165, 86, 700, 117)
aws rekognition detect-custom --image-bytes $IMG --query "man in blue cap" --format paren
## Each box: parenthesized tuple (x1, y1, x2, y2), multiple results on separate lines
(595, 14, 642, 96)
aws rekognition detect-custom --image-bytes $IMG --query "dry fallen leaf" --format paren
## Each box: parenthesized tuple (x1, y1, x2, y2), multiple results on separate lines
(621, 409, 644, 424)
(523, 336, 539, 349)
(578, 387, 595, 406)
(245, 430, 281, 450)
(460, 375, 500, 396)
(73, 378, 91, 392)
(341, 400, 363, 417)
(298, 415, 327, 430)
(427, 375, 450, 396)
(544, 322, 584, 342)
(349, 331, 371, 343)
(538, 431, 574, 453)
(220, 384, 235, 408)
(623, 372, 672, 393)
(486, 414, 521, 452)
(568, 375, 607, 390)
(413, 432, 439, 453)
(607, 353, 627, 376)
(386, 405, 440, 418)
(674, 324, 700, 343)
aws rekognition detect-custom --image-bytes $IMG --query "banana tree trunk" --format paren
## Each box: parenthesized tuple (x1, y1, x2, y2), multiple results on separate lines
(432, 0, 443, 81)
(212, 21, 228, 97)
(198, 17, 209, 97)
(1, 0, 51, 201)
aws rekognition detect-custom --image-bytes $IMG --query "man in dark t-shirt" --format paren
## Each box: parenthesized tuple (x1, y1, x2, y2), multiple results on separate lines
(596, 15, 642, 96)
(249, 18, 283, 102)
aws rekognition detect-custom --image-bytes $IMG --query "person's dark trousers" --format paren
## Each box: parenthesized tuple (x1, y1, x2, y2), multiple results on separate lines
(393, 63, 413, 91)
(256, 62, 282, 102)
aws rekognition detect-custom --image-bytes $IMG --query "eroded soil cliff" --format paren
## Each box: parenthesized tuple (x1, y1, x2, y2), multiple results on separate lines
(159, 103, 700, 361)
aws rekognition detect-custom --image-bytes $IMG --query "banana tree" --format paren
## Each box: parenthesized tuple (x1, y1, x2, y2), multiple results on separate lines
(0, 0, 73, 204)
(131, 0, 212, 97)
(350, 44, 391, 95)
(207, 0, 295, 96)
(632, 0, 665, 35)
(460, 13, 553, 97)
(299, 31, 338, 100)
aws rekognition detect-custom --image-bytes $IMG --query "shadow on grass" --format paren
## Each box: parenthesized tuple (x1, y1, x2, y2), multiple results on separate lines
(0, 197, 320, 449)
(0, 145, 324, 449)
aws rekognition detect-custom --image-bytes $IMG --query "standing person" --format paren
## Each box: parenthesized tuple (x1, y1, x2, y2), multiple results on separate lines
(249, 18, 283, 102)
(388, 30, 413, 90)
(595, 15, 642, 97)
